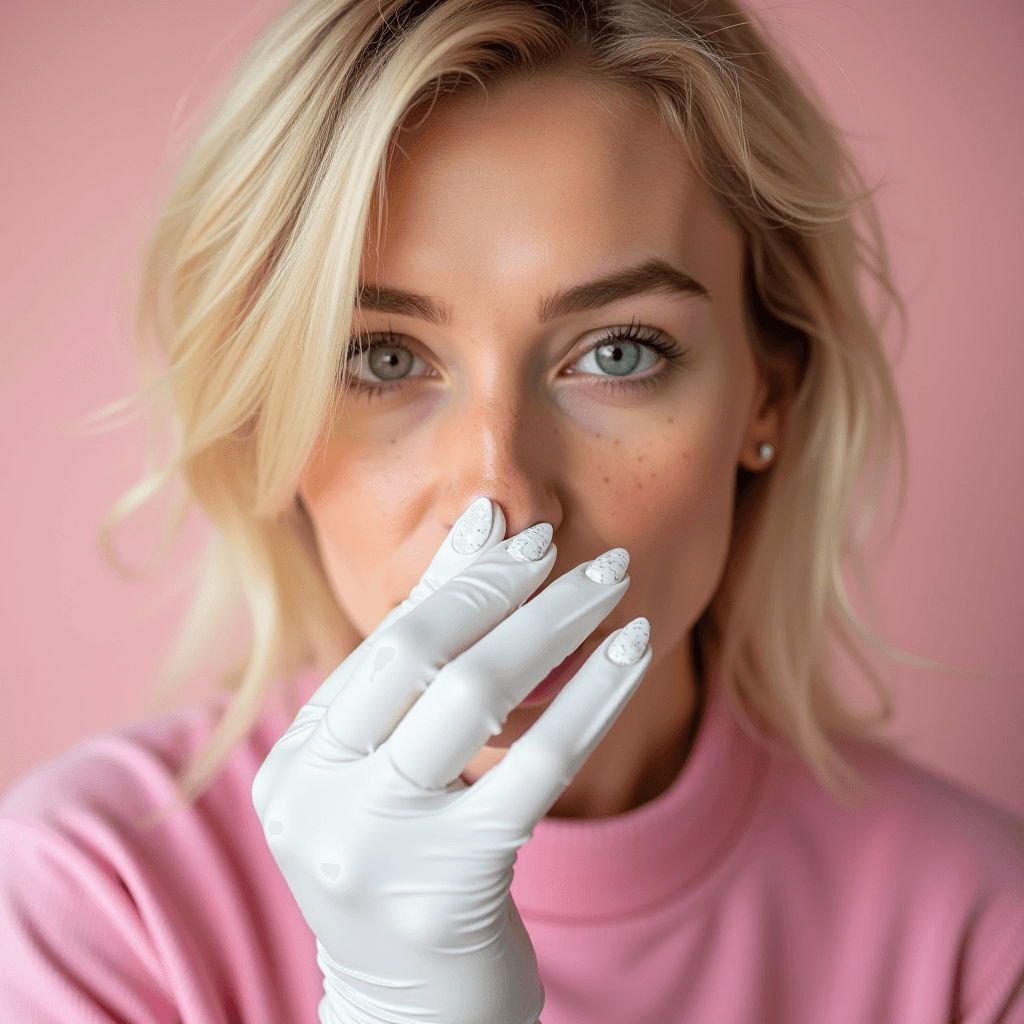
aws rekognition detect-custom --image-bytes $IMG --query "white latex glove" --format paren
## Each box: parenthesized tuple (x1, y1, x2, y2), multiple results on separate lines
(252, 498, 652, 1024)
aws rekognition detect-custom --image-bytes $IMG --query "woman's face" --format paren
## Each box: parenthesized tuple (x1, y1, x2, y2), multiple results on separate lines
(300, 76, 780, 789)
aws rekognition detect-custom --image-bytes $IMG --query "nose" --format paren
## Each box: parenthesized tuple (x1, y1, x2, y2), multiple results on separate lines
(434, 387, 563, 539)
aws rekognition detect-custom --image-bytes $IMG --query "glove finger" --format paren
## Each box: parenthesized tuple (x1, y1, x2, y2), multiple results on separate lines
(320, 524, 558, 758)
(468, 620, 652, 830)
(404, 498, 508, 609)
(306, 498, 506, 715)
(255, 500, 509, 814)
(385, 555, 630, 789)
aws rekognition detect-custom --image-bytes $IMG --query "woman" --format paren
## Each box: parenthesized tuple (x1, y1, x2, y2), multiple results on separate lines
(2, 0, 1022, 1021)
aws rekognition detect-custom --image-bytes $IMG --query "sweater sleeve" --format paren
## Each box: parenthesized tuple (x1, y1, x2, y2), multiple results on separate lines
(0, 712, 321, 1024)
(0, 816, 177, 1023)
(959, 887, 1024, 1024)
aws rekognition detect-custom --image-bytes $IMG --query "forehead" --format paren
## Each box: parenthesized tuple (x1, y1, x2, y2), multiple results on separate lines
(362, 76, 739, 300)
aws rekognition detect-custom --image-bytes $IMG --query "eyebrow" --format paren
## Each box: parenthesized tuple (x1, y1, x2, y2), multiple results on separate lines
(355, 257, 710, 327)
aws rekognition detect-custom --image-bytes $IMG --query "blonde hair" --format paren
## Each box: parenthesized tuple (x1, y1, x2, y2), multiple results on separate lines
(106, 0, 919, 804)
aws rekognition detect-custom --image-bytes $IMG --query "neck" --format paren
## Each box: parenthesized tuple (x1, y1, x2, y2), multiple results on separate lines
(544, 631, 704, 819)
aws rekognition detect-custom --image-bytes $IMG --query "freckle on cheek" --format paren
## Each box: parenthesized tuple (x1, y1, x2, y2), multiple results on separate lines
(667, 417, 674, 424)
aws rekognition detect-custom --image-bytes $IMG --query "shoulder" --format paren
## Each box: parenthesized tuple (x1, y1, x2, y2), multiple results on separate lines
(0, 700, 309, 1022)
(0, 698, 288, 907)
(770, 736, 1024, 887)
(2, 700, 273, 824)
(760, 734, 1024, 1018)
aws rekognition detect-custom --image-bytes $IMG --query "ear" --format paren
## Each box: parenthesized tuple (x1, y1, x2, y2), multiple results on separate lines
(737, 362, 791, 472)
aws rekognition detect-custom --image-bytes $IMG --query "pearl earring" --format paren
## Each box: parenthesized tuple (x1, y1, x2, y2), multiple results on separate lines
(758, 442, 775, 462)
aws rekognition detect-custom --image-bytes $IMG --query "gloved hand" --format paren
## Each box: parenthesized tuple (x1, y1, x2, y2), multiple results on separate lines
(252, 497, 652, 1024)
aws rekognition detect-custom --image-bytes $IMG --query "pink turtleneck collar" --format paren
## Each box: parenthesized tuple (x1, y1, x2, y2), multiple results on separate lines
(510, 681, 771, 921)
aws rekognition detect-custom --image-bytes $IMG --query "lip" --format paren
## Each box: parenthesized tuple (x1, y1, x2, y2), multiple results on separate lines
(518, 638, 598, 708)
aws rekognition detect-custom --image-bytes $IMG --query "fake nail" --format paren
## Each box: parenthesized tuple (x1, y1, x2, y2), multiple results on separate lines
(607, 617, 650, 666)
(507, 523, 554, 562)
(452, 497, 493, 554)
(585, 548, 630, 585)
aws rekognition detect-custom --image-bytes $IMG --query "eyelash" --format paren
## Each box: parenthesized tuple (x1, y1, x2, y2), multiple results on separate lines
(341, 320, 687, 399)
(575, 320, 687, 394)
(341, 330, 421, 401)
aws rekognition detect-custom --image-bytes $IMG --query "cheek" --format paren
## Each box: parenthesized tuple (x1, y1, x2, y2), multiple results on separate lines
(571, 393, 742, 646)
(299, 392, 446, 634)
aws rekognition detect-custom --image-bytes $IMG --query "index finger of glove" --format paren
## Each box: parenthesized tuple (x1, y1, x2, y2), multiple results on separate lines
(318, 530, 558, 758)
(306, 499, 507, 716)
(254, 503, 511, 817)
(385, 561, 630, 789)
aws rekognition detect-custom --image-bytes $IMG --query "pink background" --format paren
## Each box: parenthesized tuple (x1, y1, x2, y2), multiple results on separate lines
(2, 1, 1022, 810)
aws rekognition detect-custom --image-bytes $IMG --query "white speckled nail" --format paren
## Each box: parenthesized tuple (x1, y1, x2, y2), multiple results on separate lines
(451, 497, 492, 554)
(585, 547, 629, 585)
(607, 617, 650, 666)
(507, 523, 553, 562)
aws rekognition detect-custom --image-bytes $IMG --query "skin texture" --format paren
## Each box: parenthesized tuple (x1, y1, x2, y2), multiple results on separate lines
(299, 76, 786, 818)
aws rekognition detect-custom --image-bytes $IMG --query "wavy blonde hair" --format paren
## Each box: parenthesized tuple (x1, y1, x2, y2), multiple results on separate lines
(105, 0, 921, 804)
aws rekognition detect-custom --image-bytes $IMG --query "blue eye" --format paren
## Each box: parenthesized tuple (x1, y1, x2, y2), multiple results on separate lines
(577, 340, 658, 377)
(345, 334, 431, 385)
(355, 345, 415, 380)
(569, 322, 680, 380)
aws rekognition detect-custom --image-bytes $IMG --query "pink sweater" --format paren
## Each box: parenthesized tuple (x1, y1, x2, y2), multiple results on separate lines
(2, 681, 1023, 1023)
